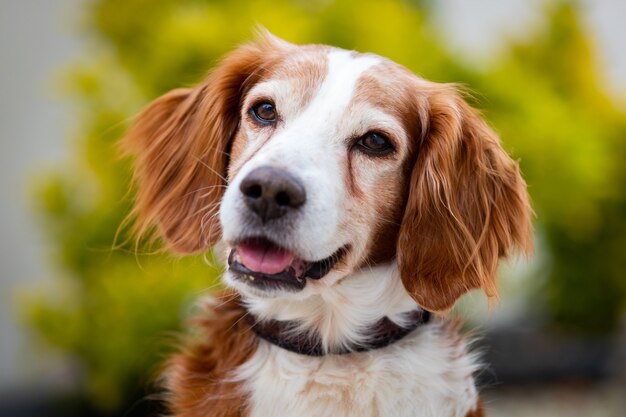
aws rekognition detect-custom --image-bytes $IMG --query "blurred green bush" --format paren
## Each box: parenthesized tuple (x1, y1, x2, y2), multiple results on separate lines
(24, 0, 626, 412)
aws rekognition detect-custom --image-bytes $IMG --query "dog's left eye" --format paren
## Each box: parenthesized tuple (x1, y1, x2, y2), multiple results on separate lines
(356, 132, 393, 155)
(250, 101, 277, 124)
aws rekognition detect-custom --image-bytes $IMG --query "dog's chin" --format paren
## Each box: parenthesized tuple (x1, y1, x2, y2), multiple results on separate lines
(225, 237, 348, 298)
(224, 272, 310, 301)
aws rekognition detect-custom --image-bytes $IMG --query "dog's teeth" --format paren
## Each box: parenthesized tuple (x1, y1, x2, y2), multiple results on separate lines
(248, 275, 255, 281)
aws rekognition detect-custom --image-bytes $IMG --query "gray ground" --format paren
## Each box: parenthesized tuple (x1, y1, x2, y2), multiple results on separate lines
(486, 383, 626, 417)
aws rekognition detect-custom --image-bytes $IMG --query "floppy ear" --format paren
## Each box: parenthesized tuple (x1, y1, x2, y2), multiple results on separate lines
(397, 85, 533, 312)
(122, 35, 287, 253)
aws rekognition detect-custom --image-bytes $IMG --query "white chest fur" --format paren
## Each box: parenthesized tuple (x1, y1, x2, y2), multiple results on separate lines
(235, 321, 480, 417)
(229, 263, 481, 417)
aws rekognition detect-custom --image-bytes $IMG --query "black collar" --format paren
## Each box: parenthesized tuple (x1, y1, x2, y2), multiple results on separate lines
(245, 309, 431, 356)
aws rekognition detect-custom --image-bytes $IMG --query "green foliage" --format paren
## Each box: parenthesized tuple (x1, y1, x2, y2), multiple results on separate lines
(25, 0, 626, 411)
(25, 255, 214, 407)
(477, 4, 626, 333)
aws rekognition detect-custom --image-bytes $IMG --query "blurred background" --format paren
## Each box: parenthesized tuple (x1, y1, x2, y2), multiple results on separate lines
(1, 0, 625, 416)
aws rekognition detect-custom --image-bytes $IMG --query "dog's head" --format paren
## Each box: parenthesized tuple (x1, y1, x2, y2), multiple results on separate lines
(124, 32, 532, 312)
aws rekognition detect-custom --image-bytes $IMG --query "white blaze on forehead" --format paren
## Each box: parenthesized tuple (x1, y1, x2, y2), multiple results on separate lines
(308, 49, 381, 122)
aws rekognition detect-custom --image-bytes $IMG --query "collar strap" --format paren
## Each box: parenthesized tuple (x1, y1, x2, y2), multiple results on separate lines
(246, 309, 431, 356)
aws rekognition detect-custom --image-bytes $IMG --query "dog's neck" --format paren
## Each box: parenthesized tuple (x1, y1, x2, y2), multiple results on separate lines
(241, 262, 421, 353)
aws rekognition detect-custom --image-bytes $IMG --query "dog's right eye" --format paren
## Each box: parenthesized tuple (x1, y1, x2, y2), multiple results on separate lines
(250, 102, 277, 124)
(355, 132, 394, 156)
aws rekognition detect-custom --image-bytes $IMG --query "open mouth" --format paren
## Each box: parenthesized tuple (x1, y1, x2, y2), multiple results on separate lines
(228, 237, 347, 291)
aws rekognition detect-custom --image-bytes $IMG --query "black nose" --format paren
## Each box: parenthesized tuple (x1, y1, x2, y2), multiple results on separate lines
(239, 166, 306, 222)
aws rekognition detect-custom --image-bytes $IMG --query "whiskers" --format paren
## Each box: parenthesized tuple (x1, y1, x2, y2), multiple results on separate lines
(193, 155, 229, 184)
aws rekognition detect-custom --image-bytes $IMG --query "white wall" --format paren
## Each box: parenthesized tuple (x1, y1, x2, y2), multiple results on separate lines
(0, 0, 82, 389)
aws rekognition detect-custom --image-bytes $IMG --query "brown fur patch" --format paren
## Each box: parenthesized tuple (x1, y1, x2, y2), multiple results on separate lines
(465, 398, 485, 417)
(397, 83, 533, 312)
(122, 33, 290, 254)
(352, 61, 423, 141)
(271, 44, 329, 111)
(163, 292, 257, 417)
(361, 185, 404, 265)
(350, 62, 423, 266)
(344, 151, 365, 199)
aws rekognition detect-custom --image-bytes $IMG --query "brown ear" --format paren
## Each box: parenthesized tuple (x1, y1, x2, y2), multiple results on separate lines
(397, 85, 533, 312)
(122, 35, 287, 253)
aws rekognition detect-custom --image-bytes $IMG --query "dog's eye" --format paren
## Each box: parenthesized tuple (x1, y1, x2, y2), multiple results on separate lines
(356, 132, 393, 155)
(250, 101, 277, 123)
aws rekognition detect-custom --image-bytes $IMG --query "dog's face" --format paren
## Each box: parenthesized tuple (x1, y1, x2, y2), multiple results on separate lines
(124, 33, 532, 312)
(220, 46, 418, 300)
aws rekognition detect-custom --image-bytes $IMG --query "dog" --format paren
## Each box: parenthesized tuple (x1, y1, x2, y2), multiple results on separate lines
(123, 31, 533, 417)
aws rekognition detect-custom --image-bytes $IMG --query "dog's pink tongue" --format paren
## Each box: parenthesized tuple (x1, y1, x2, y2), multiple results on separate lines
(237, 241, 295, 275)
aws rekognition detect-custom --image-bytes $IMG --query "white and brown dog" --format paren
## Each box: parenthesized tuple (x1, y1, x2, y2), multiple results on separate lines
(124, 31, 532, 417)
